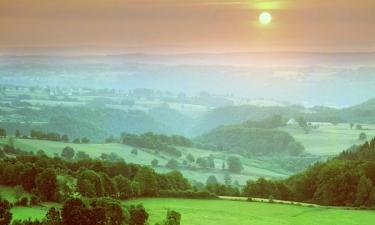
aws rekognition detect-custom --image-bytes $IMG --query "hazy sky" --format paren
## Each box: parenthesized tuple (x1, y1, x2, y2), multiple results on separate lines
(1, 0, 375, 53)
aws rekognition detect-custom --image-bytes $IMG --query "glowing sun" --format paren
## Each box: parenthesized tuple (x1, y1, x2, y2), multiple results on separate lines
(259, 12, 272, 25)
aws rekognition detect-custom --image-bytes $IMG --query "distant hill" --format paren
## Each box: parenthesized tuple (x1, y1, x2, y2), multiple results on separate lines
(195, 123, 305, 157)
(340, 98, 375, 123)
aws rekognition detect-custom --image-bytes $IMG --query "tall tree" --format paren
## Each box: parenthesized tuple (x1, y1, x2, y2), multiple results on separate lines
(36, 168, 58, 201)
(226, 156, 243, 173)
(355, 176, 373, 206)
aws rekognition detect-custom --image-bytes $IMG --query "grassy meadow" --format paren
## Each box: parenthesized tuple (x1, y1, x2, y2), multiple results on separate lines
(280, 123, 375, 156)
(124, 198, 375, 225)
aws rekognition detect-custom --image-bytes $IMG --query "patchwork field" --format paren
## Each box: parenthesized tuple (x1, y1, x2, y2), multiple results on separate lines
(0, 138, 290, 185)
(124, 198, 375, 225)
(2, 123, 373, 185)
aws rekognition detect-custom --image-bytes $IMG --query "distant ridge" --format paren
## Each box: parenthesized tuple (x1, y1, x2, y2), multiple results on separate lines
(1, 51, 375, 67)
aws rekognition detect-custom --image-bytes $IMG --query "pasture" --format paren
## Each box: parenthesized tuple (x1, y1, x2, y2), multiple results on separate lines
(280, 123, 375, 156)
(125, 198, 375, 225)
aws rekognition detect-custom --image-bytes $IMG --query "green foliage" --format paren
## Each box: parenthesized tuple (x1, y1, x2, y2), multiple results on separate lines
(127, 204, 149, 225)
(0, 128, 7, 138)
(122, 132, 188, 157)
(196, 125, 304, 157)
(114, 175, 133, 200)
(243, 114, 285, 129)
(134, 167, 158, 196)
(75, 151, 90, 160)
(151, 159, 159, 167)
(206, 176, 218, 186)
(185, 154, 195, 163)
(36, 168, 57, 201)
(226, 156, 242, 173)
(61, 146, 75, 160)
(156, 210, 181, 225)
(359, 132, 367, 141)
(166, 159, 178, 170)
(0, 198, 12, 225)
(355, 176, 373, 207)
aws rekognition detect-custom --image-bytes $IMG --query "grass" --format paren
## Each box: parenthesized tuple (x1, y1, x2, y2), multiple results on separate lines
(7, 197, 375, 224)
(11, 206, 50, 221)
(124, 198, 375, 225)
(279, 123, 375, 156)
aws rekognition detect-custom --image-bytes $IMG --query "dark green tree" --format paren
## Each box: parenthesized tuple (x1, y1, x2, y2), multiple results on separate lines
(166, 159, 178, 169)
(128, 204, 148, 225)
(61, 146, 75, 160)
(226, 156, 243, 173)
(355, 176, 373, 206)
(36, 168, 58, 201)
(0, 198, 12, 225)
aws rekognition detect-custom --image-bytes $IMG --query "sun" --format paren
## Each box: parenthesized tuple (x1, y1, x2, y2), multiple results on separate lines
(259, 11, 272, 25)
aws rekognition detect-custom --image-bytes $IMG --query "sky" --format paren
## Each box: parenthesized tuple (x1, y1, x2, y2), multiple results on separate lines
(1, 0, 375, 54)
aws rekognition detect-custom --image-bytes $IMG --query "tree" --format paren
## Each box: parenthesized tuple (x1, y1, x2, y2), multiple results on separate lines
(350, 123, 354, 129)
(166, 159, 178, 169)
(45, 207, 62, 225)
(61, 134, 69, 143)
(224, 173, 232, 185)
(134, 168, 158, 196)
(7, 137, 14, 147)
(61, 198, 88, 225)
(14, 185, 24, 201)
(206, 175, 218, 185)
(160, 210, 181, 225)
(36, 168, 58, 201)
(131, 148, 138, 155)
(208, 156, 215, 169)
(75, 151, 90, 160)
(15, 129, 21, 138)
(226, 156, 243, 173)
(105, 135, 115, 143)
(367, 187, 375, 207)
(359, 132, 367, 141)
(128, 204, 148, 225)
(81, 137, 90, 144)
(114, 175, 133, 199)
(186, 154, 195, 163)
(0, 128, 6, 138)
(73, 138, 81, 144)
(61, 146, 75, 160)
(0, 198, 12, 225)
(355, 176, 373, 206)
(296, 116, 309, 133)
(356, 124, 363, 130)
(196, 157, 208, 169)
(77, 170, 103, 197)
(151, 159, 159, 167)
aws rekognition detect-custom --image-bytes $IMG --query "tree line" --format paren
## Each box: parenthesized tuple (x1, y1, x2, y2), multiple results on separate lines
(121, 132, 192, 158)
(0, 127, 91, 144)
(1, 196, 181, 225)
(243, 137, 375, 208)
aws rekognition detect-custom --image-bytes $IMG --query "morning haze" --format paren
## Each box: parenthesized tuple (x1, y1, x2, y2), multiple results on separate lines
(1, 1, 375, 225)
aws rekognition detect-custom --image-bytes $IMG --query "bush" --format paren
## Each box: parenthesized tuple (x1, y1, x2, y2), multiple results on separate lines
(15, 197, 28, 206)
(30, 195, 40, 205)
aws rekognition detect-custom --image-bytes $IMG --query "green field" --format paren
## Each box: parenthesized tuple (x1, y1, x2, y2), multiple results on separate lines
(279, 123, 375, 156)
(5, 196, 375, 225)
(124, 198, 375, 225)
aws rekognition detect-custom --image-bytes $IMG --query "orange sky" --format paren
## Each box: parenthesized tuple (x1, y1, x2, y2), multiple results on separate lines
(1, 0, 375, 53)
